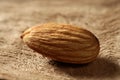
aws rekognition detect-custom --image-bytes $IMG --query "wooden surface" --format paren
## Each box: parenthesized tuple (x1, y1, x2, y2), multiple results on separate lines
(0, 0, 120, 80)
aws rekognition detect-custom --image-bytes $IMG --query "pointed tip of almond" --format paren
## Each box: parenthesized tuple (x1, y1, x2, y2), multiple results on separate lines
(20, 33, 24, 39)
(20, 28, 32, 39)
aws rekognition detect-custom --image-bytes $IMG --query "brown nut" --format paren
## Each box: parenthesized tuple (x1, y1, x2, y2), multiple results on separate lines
(21, 23, 100, 64)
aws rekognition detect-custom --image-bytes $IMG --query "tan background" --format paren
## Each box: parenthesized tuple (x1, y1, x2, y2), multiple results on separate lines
(0, 0, 120, 80)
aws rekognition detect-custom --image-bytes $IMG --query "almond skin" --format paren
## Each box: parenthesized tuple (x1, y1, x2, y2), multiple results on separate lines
(21, 23, 100, 64)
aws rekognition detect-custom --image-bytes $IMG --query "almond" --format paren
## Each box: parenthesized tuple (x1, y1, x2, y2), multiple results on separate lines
(21, 23, 100, 64)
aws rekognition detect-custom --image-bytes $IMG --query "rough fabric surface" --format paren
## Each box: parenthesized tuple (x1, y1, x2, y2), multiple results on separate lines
(0, 0, 120, 80)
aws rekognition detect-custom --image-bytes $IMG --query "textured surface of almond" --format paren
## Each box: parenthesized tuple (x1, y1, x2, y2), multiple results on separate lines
(21, 23, 100, 64)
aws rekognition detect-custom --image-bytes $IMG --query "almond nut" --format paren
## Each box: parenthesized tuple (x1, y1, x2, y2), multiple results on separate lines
(21, 23, 100, 64)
